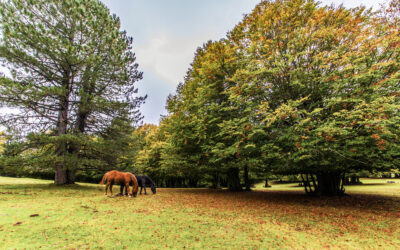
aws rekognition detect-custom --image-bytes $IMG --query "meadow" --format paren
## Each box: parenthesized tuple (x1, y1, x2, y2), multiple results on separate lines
(0, 176, 399, 249)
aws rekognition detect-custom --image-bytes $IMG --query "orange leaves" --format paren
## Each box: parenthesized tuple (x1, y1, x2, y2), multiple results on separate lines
(371, 134, 380, 140)
(377, 144, 387, 151)
(295, 142, 304, 151)
(244, 124, 252, 131)
(324, 135, 336, 142)
(371, 134, 387, 150)
(377, 140, 387, 151)
(326, 75, 341, 82)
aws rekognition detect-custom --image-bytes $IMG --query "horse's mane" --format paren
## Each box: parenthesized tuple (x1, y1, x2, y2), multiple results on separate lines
(144, 175, 155, 186)
(137, 175, 155, 186)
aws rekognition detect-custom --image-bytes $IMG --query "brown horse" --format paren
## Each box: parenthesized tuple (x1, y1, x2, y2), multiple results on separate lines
(100, 170, 138, 197)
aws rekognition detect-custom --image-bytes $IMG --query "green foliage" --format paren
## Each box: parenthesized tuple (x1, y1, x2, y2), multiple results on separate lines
(0, 0, 144, 183)
(140, 0, 400, 194)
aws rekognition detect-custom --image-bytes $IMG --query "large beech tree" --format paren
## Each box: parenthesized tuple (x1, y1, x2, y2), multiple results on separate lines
(225, 0, 400, 195)
(0, 0, 144, 184)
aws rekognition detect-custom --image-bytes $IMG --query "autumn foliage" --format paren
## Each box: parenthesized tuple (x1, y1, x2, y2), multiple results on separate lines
(135, 0, 400, 195)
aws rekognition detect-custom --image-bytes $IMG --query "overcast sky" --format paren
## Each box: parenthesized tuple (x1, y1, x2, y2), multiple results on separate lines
(100, 0, 388, 125)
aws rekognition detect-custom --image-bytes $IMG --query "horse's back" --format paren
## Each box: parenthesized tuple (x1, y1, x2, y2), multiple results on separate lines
(136, 175, 154, 186)
(103, 170, 127, 185)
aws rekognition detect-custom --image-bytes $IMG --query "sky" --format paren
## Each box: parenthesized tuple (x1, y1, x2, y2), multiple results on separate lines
(102, 0, 387, 124)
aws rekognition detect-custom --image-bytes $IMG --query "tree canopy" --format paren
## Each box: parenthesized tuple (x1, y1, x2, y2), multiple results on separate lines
(132, 0, 400, 195)
(0, 0, 145, 184)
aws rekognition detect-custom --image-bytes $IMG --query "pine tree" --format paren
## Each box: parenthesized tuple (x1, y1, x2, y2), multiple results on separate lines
(0, 0, 144, 184)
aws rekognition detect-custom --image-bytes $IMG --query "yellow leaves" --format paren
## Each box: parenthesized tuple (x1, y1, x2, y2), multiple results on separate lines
(324, 135, 336, 142)
(300, 135, 308, 141)
(0, 131, 5, 153)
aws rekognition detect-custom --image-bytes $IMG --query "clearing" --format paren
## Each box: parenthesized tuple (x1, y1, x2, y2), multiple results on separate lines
(0, 177, 399, 249)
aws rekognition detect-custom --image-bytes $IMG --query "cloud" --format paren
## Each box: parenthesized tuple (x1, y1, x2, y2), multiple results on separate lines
(135, 32, 211, 86)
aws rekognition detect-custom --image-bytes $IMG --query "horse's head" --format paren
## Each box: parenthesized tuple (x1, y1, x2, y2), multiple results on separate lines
(151, 184, 156, 194)
(131, 183, 138, 197)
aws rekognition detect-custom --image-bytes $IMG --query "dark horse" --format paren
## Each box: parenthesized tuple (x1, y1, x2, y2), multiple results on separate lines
(100, 170, 138, 197)
(120, 175, 156, 195)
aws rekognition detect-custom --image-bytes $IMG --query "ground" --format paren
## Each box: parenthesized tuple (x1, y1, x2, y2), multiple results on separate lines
(0, 177, 399, 249)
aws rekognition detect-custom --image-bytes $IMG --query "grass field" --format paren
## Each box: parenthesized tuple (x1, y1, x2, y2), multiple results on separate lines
(0, 177, 399, 249)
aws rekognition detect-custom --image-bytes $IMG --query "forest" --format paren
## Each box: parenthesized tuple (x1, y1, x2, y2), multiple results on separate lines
(1, 0, 400, 197)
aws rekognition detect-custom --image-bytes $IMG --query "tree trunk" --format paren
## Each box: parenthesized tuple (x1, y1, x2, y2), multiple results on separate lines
(316, 172, 345, 196)
(55, 164, 67, 185)
(188, 178, 198, 187)
(227, 167, 242, 191)
(54, 81, 74, 185)
(264, 177, 271, 188)
(301, 172, 345, 196)
(243, 166, 251, 191)
(211, 171, 219, 189)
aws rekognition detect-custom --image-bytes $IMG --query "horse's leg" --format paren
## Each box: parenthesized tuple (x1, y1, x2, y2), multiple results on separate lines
(140, 186, 143, 195)
(109, 184, 113, 196)
(119, 185, 124, 195)
(105, 182, 110, 196)
(125, 183, 131, 197)
(144, 185, 147, 195)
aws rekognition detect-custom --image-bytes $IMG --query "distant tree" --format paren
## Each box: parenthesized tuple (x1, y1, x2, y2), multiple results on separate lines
(0, 0, 144, 184)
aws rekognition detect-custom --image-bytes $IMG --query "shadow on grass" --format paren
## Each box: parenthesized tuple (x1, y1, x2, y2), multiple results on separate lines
(286, 183, 389, 188)
(0, 183, 102, 191)
(166, 188, 400, 214)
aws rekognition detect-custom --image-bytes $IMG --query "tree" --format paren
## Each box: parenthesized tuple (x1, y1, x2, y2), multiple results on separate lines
(0, 0, 144, 184)
(161, 0, 400, 195)
(230, 0, 400, 195)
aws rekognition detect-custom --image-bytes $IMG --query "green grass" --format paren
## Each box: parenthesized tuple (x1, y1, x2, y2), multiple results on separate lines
(0, 177, 399, 249)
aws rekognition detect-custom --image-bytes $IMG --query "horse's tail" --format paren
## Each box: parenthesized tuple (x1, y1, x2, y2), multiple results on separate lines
(100, 174, 107, 185)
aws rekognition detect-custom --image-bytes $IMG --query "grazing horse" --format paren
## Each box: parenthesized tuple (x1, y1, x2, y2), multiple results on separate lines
(119, 175, 156, 195)
(100, 170, 138, 197)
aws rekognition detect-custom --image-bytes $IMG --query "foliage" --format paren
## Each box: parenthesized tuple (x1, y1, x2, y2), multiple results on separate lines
(0, 119, 144, 183)
(144, 0, 400, 195)
(0, 0, 144, 184)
